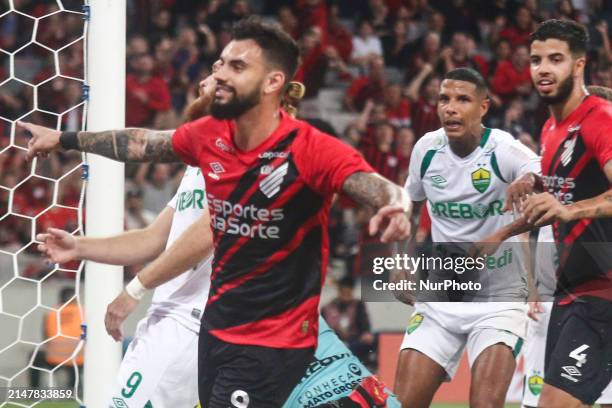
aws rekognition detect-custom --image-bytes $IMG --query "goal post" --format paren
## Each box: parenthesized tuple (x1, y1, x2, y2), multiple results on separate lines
(83, 1, 126, 406)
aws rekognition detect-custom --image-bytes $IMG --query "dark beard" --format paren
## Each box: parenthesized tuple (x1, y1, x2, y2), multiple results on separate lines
(210, 85, 261, 119)
(540, 74, 574, 105)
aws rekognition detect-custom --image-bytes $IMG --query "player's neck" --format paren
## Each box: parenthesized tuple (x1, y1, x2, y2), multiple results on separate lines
(233, 103, 282, 151)
(550, 84, 587, 123)
(448, 127, 483, 158)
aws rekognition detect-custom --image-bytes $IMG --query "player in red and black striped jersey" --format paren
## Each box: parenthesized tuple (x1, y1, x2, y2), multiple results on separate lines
(21, 17, 411, 408)
(493, 20, 612, 407)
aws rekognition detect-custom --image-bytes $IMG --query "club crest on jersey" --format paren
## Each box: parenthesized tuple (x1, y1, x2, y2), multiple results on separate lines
(561, 138, 577, 167)
(528, 374, 544, 395)
(471, 168, 491, 193)
(260, 162, 289, 198)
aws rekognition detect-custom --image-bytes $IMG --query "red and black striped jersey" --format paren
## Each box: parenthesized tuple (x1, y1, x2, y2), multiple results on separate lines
(540, 95, 612, 302)
(171, 110, 373, 348)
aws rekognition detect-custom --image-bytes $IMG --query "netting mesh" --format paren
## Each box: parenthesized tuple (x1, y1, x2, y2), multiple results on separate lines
(0, 0, 88, 405)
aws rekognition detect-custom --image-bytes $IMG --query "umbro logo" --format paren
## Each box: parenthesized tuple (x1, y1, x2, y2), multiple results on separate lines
(260, 162, 288, 198)
(208, 162, 225, 180)
(560, 365, 581, 383)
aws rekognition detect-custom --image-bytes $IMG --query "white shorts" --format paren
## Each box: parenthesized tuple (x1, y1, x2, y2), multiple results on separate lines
(109, 314, 199, 408)
(522, 302, 612, 407)
(400, 302, 527, 380)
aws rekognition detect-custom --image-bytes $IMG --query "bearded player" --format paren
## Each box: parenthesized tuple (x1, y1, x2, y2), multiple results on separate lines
(23, 16, 410, 407)
(495, 20, 612, 408)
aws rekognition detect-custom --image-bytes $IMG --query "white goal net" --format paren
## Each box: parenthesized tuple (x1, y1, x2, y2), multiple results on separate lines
(0, 1, 89, 406)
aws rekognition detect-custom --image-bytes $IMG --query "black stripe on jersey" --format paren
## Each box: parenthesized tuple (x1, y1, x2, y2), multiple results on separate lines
(205, 225, 323, 330)
(210, 180, 325, 296)
(549, 132, 586, 180)
(546, 128, 580, 177)
(212, 129, 299, 263)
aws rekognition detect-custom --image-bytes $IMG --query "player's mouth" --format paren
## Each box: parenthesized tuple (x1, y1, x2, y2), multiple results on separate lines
(215, 85, 234, 98)
(536, 78, 555, 93)
(443, 119, 463, 132)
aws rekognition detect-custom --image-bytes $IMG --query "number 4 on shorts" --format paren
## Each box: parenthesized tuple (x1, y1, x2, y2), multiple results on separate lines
(569, 344, 589, 368)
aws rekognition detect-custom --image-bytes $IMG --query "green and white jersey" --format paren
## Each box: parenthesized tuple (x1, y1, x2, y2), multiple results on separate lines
(147, 166, 212, 333)
(405, 127, 540, 300)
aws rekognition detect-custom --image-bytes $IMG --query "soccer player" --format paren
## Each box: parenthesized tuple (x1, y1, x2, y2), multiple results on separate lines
(39, 166, 399, 408)
(513, 76, 612, 408)
(22, 17, 410, 407)
(494, 19, 612, 408)
(394, 67, 540, 408)
(38, 166, 212, 407)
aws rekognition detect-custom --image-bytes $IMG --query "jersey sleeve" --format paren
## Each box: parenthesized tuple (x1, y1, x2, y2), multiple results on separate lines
(171, 121, 201, 167)
(496, 137, 542, 181)
(404, 140, 427, 201)
(296, 129, 374, 196)
(167, 190, 179, 210)
(581, 104, 612, 169)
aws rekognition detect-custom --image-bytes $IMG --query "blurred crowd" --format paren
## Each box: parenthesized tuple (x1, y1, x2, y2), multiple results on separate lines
(1, 0, 611, 285)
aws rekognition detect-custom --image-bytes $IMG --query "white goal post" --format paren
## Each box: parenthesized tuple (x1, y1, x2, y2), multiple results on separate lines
(83, 1, 125, 407)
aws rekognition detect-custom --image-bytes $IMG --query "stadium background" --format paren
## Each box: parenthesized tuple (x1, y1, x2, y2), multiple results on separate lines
(0, 0, 611, 406)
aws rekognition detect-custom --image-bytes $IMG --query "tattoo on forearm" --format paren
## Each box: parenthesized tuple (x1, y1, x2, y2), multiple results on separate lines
(77, 129, 179, 162)
(342, 172, 402, 209)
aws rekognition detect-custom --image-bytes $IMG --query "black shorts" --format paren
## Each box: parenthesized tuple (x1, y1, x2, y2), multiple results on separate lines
(544, 297, 612, 405)
(198, 328, 315, 408)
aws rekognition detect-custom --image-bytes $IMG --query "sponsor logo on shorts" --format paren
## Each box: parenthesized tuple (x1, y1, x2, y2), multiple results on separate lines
(528, 374, 544, 395)
(406, 313, 423, 334)
(471, 167, 491, 193)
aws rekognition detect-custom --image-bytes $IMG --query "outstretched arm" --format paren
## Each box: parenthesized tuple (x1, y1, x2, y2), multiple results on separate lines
(37, 206, 174, 265)
(20, 121, 180, 163)
(342, 172, 412, 242)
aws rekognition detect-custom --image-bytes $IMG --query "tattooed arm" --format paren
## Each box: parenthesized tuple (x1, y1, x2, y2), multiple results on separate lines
(76, 128, 179, 162)
(19, 121, 180, 163)
(342, 172, 412, 242)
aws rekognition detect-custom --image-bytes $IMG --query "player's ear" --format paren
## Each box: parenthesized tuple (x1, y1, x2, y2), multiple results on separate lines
(480, 94, 491, 117)
(573, 55, 586, 77)
(263, 70, 286, 96)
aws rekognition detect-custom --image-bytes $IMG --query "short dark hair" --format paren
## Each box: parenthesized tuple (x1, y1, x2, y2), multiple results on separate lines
(443, 68, 488, 95)
(231, 16, 300, 84)
(529, 19, 588, 56)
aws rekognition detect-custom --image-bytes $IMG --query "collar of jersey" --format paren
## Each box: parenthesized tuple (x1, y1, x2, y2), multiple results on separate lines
(226, 109, 294, 164)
